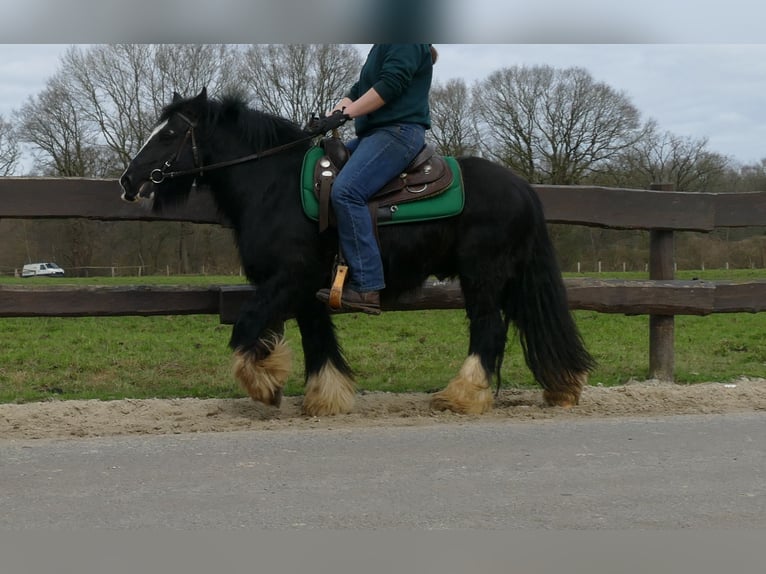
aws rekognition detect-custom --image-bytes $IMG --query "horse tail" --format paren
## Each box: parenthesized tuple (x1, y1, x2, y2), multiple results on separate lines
(503, 190, 596, 404)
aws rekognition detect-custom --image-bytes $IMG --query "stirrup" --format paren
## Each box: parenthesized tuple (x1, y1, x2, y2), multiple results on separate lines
(328, 264, 348, 310)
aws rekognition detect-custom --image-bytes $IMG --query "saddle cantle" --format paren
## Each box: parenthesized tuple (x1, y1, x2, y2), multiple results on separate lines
(305, 137, 463, 233)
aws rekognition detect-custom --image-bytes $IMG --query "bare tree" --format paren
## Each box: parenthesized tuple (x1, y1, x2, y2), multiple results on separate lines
(475, 65, 646, 184)
(150, 44, 241, 112)
(239, 44, 362, 126)
(60, 44, 155, 170)
(603, 122, 730, 192)
(0, 114, 21, 175)
(429, 78, 480, 156)
(61, 44, 239, 171)
(15, 71, 105, 177)
(721, 157, 766, 193)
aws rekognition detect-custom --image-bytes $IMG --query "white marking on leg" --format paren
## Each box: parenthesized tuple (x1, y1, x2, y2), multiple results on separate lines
(303, 361, 356, 416)
(430, 354, 494, 414)
(232, 336, 292, 406)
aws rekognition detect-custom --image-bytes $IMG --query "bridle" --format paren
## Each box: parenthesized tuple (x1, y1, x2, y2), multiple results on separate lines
(148, 111, 317, 184)
(149, 112, 201, 183)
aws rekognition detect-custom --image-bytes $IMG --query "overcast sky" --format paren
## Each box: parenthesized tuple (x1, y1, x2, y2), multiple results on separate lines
(3, 43, 766, 167)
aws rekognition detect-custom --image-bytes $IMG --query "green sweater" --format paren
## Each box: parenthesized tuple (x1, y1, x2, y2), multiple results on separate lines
(347, 44, 433, 136)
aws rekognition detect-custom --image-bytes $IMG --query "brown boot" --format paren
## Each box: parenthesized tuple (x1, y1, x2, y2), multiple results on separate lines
(316, 287, 381, 315)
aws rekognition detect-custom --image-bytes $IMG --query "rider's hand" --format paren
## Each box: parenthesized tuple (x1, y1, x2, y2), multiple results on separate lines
(306, 109, 350, 135)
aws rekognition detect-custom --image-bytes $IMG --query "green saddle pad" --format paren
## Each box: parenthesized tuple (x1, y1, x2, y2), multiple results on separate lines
(300, 146, 464, 226)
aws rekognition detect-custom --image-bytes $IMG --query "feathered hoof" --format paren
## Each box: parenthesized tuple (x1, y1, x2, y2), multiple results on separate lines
(430, 355, 494, 415)
(542, 372, 586, 408)
(302, 362, 356, 416)
(232, 336, 292, 407)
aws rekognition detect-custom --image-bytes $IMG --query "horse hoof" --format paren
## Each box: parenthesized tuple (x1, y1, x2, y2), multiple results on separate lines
(302, 362, 356, 416)
(430, 355, 494, 414)
(232, 338, 292, 407)
(543, 389, 580, 408)
(430, 390, 493, 414)
(542, 372, 586, 408)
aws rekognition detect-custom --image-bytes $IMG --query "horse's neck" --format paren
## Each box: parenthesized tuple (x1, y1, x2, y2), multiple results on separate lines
(205, 145, 303, 226)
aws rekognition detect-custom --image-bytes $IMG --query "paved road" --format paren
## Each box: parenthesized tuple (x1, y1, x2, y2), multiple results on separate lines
(1, 412, 764, 529)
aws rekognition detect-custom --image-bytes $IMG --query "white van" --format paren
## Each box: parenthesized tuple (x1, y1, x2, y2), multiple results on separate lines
(21, 262, 65, 278)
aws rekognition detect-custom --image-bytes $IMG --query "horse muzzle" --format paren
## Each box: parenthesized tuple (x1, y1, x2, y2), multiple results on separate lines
(120, 177, 155, 203)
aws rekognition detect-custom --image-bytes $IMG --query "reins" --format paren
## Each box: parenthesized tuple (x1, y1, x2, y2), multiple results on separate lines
(149, 112, 316, 184)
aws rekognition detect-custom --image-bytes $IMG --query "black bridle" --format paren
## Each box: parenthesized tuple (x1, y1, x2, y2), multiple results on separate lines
(148, 112, 317, 184)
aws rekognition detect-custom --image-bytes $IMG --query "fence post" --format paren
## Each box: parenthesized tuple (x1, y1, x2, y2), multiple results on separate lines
(648, 183, 675, 381)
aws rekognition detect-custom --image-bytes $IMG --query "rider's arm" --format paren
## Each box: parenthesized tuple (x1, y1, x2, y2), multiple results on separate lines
(340, 88, 385, 119)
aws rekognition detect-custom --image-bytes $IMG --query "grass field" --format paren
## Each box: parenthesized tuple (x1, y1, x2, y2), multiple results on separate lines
(1, 271, 764, 404)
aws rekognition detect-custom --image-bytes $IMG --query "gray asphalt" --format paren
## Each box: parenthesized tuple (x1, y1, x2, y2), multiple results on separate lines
(1, 412, 764, 529)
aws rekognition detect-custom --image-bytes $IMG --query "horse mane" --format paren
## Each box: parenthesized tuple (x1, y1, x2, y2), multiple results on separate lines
(161, 93, 307, 151)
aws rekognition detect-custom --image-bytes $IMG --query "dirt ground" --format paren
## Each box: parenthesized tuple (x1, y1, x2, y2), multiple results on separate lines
(1, 377, 764, 440)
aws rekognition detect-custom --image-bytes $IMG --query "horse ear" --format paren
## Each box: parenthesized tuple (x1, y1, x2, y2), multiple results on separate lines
(196, 87, 208, 101)
(172, 91, 183, 103)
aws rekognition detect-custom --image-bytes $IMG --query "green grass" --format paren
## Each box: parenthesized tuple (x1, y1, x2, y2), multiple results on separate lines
(0, 274, 248, 286)
(565, 269, 766, 281)
(1, 272, 764, 404)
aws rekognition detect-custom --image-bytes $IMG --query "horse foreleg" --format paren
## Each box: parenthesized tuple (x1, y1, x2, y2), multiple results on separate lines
(303, 361, 356, 416)
(229, 290, 293, 408)
(295, 304, 356, 416)
(232, 325, 292, 407)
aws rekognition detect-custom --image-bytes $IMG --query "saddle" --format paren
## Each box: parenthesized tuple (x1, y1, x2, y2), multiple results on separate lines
(312, 137, 454, 233)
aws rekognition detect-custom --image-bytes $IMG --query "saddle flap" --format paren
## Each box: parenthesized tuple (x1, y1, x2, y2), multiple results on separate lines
(320, 136, 349, 170)
(371, 153, 453, 208)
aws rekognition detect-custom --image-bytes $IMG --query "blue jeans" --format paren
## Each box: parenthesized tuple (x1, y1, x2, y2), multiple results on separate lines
(332, 123, 426, 292)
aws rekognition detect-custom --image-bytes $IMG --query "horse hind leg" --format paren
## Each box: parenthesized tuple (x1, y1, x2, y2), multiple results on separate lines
(430, 354, 495, 414)
(431, 278, 508, 414)
(542, 371, 587, 408)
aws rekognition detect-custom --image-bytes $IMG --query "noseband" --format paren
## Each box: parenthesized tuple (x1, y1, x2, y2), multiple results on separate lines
(148, 112, 316, 184)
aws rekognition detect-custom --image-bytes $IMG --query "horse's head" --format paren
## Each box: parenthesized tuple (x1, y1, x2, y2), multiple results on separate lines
(120, 88, 208, 209)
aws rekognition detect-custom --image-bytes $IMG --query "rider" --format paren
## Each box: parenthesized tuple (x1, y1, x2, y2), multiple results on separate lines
(313, 44, 437, 315)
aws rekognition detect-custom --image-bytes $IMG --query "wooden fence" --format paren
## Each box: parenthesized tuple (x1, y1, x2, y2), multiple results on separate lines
(1, 177, 765, 381)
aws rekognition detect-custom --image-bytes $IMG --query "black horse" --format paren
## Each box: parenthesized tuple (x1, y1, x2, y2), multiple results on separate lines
(119, 88, 595, 416)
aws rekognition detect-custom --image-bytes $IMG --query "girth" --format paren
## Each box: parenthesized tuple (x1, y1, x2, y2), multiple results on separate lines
(313, 137, 454, 233)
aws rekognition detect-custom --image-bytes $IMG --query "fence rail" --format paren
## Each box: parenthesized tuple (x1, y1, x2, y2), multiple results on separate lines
(3, 278, 765, 322)
(2, 177, 765, 229)
(1, 177, 765, 381)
